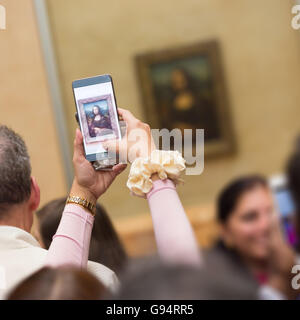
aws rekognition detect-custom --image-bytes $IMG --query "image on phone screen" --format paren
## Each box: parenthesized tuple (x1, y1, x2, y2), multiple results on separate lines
(73, 75, 121, 163)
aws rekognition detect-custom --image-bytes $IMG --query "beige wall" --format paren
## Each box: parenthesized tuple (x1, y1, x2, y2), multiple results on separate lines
(45, 0, 300, 219)
(0, 0, 67, 207)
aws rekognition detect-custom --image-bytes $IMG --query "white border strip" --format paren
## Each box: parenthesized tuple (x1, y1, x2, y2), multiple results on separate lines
(33, 0, 73, 188)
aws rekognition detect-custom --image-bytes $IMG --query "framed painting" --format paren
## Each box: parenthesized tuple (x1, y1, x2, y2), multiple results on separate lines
(135, 40, 236, 157)
(77, 94, 119, 143)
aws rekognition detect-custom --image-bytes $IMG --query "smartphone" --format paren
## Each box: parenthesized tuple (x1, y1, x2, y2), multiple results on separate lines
(72, 74, 121, 170)
(269, 175, 298, 247)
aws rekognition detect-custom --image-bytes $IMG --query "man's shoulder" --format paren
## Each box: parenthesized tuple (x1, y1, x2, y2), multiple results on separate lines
(27, 250, 120, 293)
(87, 260, 119, 293)
(0, 246, 48, 299)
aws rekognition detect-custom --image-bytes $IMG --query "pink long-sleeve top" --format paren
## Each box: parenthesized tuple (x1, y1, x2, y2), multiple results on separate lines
(46, 179, 201, 268)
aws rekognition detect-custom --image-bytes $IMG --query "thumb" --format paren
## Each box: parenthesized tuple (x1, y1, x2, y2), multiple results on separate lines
(112, 163, 127, 174)
(102, 138, 128, 164)
(73, 129, 85, 161)
(102, 139, 120, 153)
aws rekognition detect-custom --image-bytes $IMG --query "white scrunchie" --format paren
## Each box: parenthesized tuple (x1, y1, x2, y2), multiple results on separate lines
(127, 150, 186, 197)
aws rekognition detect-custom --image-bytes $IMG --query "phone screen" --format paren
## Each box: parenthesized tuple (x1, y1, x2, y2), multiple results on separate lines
(73, 75, 121, 162)
(273, 187, 298, 246)
(274, 188, 295, 218)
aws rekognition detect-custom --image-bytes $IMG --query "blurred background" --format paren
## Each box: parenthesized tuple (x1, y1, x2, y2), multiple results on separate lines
(1, 0, 300, 257)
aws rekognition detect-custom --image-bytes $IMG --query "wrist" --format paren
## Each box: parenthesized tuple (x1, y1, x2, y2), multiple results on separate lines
(151, 173, 160, 181)
(127, 150, 185, 197)
(70, 179, 97, 205)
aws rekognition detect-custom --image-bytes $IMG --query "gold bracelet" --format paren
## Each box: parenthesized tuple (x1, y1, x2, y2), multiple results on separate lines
(66, 196, 96, 216)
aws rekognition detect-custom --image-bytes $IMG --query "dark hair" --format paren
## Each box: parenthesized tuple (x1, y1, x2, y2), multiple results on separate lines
(286, 136, 300, 237)
(217, 175, 268, 223)
(36, 198, 128, 274)
(7, 267, 105, 300)
(112, 257, 258, 300)
(0, 125, 31, 216)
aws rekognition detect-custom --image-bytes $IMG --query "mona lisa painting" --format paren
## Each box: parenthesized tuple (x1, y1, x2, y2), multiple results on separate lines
(135, 40, 235, 157)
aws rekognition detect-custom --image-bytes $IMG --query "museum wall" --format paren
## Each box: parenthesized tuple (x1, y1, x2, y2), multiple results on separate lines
(45, 0, 300, 220)
(0, 0, 67, 207)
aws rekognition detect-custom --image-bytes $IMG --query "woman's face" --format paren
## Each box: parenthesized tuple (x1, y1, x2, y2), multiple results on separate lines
(221, 186, 274, 262)
(93, 107, 99, 115)
(171, 69, 188, 91)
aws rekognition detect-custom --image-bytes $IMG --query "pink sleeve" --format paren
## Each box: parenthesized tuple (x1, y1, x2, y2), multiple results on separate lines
(147, 179, 202, 266)
(45, 204, 94, 268)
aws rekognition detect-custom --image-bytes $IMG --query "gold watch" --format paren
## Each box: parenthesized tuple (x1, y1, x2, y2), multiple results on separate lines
(66, 196, 96, 216)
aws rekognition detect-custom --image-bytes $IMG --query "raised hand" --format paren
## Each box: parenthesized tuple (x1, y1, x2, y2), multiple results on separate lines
(71, 128, 127, 203)
(103, 108, 156, 163)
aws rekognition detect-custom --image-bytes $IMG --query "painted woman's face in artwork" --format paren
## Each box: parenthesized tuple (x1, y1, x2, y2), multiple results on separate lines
(171, 69, 188, 91)
(93, 106, 99, 115)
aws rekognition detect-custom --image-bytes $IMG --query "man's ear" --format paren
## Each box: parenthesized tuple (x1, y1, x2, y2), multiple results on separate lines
(29, 177, 40, 211)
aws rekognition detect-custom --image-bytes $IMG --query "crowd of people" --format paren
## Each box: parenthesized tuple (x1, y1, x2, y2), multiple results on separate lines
(0, 107, 299, 300)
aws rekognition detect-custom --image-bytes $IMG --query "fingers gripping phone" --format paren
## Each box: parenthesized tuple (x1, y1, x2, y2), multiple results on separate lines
(72, 74, 121, 170)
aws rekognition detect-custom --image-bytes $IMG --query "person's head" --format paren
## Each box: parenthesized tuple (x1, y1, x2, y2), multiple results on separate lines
(7, 267, 105, 300)
(217, 175, 274, 262)
(112, 258, 258, 300)
(93, 106, 101, 116)
(286, 136, 300, 238)
(0, 125, 40, 232)
(35, 197, 127, 274)
(170, 68, 189, 91)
